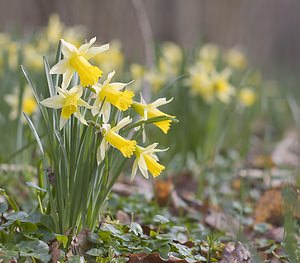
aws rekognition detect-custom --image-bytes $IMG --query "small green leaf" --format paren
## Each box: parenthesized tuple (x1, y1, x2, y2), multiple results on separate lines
(5, 211, 28, 221)
(55, 234, 68, 248)
(86, 248, 105, 256)
(23, 113, 44, 156)
(0, 202, 8, 214)
(130, 222, 143, 236)
(153, 215, 170, 224)
(26, 182, 47, 192)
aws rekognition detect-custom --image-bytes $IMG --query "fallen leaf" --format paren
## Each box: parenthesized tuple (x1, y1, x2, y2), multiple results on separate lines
(220, 242, 252, 263)
(254, 188, 283, 225)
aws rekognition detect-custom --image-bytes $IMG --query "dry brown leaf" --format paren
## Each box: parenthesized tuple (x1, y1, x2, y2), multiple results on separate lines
(220, 242, 252, 263)
(205, 210, 240, 236)
(154, 178, 174, 206)
(254, 188, 283, 225)
(272, 131, 300, 168)
(49, 241, 60, 263)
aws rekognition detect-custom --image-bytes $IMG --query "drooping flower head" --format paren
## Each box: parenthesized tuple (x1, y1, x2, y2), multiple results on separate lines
(97, 116, 136, 164)
(91, 71, 134, 122)
(131, 143, 167, 180)
(40, 86, 92, 129)
(50, 37, 109, 89)
(132, 95, 175, 134)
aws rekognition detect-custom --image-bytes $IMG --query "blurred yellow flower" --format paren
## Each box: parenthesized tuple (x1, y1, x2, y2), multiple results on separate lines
(211, 69, 235, 103)
(50, 37, 109, 88)
(159, 42, 182, 77)
(199, 43, 219, 62)
(132, 95, 174, 134)
(145, 70, 166, 93)
(97, 116, 136, 164)
(4, 85, 37, 120)
(7, 42, 19, 70)
(131, 143, 166, 180)
(46, 14, 64, 44)
(40, 86, 92, 129)
(24, 45, 43, 70)
(92, 71, 134, 122)
(92, 40, 124, 75)
(224, 48, 247, 70)
(187, 64, 214, 103)
(238, 88, 256, 107)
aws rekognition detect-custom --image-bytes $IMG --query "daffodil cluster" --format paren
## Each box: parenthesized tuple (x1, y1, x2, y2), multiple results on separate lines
(186, 44, 256, 106)
(130, 42, 183, 93)
(40, 38, 175, 180)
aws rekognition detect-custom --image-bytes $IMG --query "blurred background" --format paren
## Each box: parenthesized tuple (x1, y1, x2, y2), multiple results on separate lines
(0, 0, 299, 82)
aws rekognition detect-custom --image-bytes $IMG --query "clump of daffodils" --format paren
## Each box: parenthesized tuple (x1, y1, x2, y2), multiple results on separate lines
(40, 37, 175, 180)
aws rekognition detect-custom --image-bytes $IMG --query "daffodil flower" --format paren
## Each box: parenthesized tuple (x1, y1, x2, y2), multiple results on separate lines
(91, 71, 134, 122)
(131, 143, 167, 180)
(212, 69, 235, 104)
(132, 95, 175, 134)
(238, 88, 256, 107)
(97, 116, 136, 164)
(40, 86, 92, 129)
(4, 85, 37, 120)
(50, 37, 109, 89)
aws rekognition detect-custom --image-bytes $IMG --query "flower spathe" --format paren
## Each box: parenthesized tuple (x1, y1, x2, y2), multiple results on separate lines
(50, 37, 109, 88)
(132, 95, 175, 134)
(97, 116, 136, 164)
(131, 143, 167, 180)
(92, 71, 134, 122)
(40, 86, 92, 129)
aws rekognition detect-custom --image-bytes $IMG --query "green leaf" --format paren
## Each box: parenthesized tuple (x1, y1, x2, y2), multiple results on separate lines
(0, 202, 8, 214)
(43, 56, 56, 97)
(0, 188, 19, 211)
(130, 222, 143, 236)
(86, 248, 105, 256)
(23, 113, 44, 156)
(17, 240, 50, 262)
(20, 221, 38, 232)
(153, 215, 170, 224)
(55, 234, 68, 248)
(5, 211, 28, 221)
(26, 182, 47, 192)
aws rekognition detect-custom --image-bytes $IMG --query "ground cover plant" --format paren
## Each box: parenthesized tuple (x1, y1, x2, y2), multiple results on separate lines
(0, 14, 300, 263)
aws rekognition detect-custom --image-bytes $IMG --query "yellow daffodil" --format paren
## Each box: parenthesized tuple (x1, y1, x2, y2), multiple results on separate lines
(132, 95, 175, 134)
(130, 63, 145, 91)
(224, 48, 247, 70)
(46, 14, 64, 44)
(50, 37, 109, 88)
(186, 64, 215, 103)
(211, 69, 235, 104)
(159, 42, 182, 77)
(91, 71, 134, 122)
(97, 116, 136, 164)
(92, 40, 124, 75)
(4, 85, 37, 120)
(199, 43, 219, 63)
(161, 42, 182, 65)
(238, 88, 256, 107)
(144, 70, 166, 93)
(131, 143, 167, 180)
(40, 86, 92, 129)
